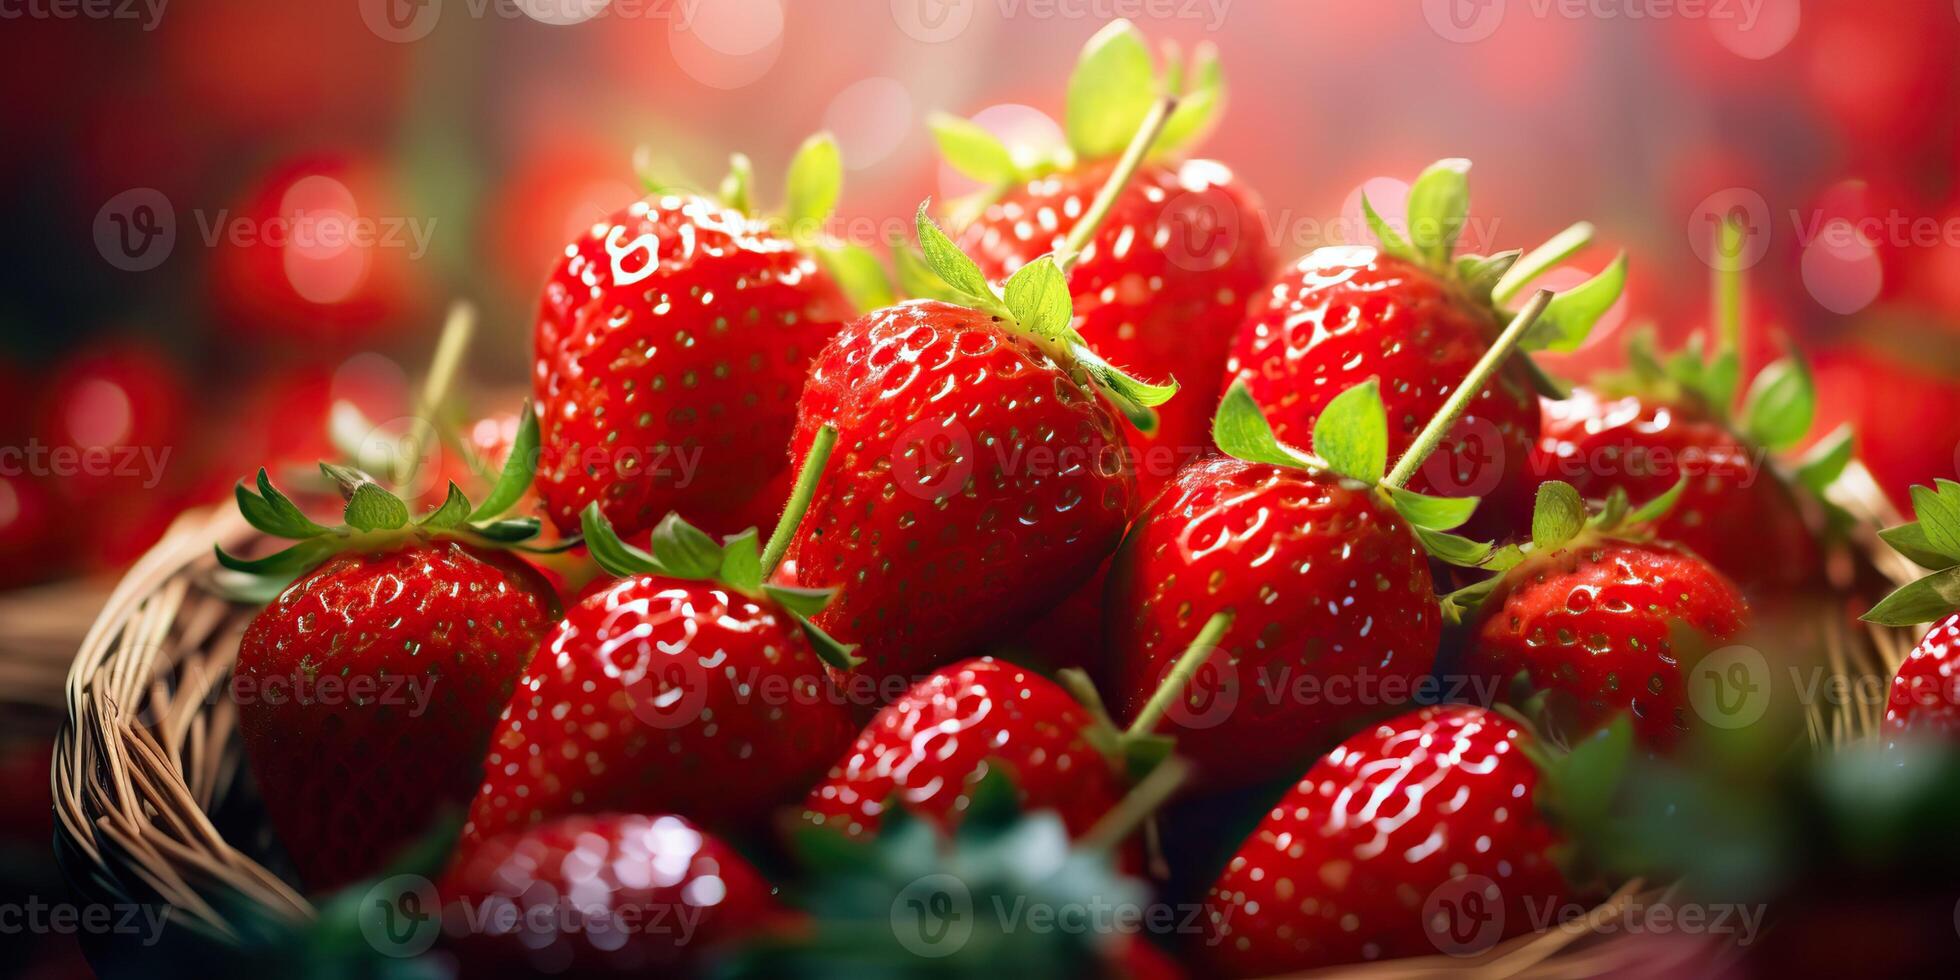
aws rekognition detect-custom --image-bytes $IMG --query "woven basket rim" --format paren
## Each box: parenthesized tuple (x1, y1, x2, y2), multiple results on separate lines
(49, 463, 1923, 974)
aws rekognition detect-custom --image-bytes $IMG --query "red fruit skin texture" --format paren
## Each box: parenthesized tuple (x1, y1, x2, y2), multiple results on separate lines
(1466, 541, 1748, 749)
(464, 576, 856, 843)
(786, 300, 1136, 683)
(960, 160, 1276, 498)
(802, 657, 1125, 840)
(1106, 455, 1441, 788)
(441, 812, 775, 977)
(1201, 705, 1568, 976)
(534, 194, 851, 541)
(1884, 613, 1960, 741)
(1534, 388, 1821, 594)
(234, 541, 558, 890)
(1224, 247, 1541, 536)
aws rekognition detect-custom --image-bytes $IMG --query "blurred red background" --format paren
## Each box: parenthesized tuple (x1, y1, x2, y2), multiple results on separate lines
(2, 0, 1959, 586)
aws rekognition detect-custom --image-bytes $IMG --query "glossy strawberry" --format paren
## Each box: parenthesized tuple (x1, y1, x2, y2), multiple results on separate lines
(441, 812, 777, 977)
(785, 298, 1136, 680)
(534, 144, 854, 541)
(1224, 161, 1624, 535)
(235, 539, 557, 889)
(464, 572, 856, 843)
(1885, 613, 1960, 739)
(1201, 705, 1569, 975)
(961, 160, 1271, 496)
(1106, 453, 1440, 787)
(1535, 388, 1819, 592)
(937, 24, 1269, 499)
(1465, 533, 1747, 749)
(803, 657, 1127, 840)
(465, 475, 861, 843)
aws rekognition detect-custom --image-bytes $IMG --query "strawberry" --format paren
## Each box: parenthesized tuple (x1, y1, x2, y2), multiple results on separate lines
(939, 21, 1274, 496)
(533, 136, 867, 542)
(784, 139, 1184, 681)
(1533, 216, 1835, 594)
(440, 812, 777, 976)
(803, 657, 1128, 840)
(1200, 705, 1580, 975)
(1224, 159, 1625, 536)
(1106, 320, 1552, 788)
(1459, 481, 1749, 749)
(1863, 480, 1960, 741)
(463, 435, 860, 843)
(220, 412, 561, 889)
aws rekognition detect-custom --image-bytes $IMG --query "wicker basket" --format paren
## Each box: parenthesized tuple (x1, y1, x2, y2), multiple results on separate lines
(51, 465, 1923, 975)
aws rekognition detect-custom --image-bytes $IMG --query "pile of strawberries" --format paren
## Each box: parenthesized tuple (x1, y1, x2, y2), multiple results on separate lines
(205, 20, 1953, 979)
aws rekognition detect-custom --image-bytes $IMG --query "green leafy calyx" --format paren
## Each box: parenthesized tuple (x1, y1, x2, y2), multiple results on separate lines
(1866, 479, 1960, 627)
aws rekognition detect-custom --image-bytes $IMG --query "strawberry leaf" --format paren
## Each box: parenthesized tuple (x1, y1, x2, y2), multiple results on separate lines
(1794, 425, 1855, 496)
(914, 202, 1009, 316)
(1071, 342, 1178, 434)
(890, 239, 967, 305)
(1156, 41, 1222, 154)
(470, 403, 540, 521)
(719, 528, 763, 594)
(1700, 348, 1742, 418)
(581, 503, 665, 577)
(1532, 481, 1587, 552)
(719, 152, 755, 216)
(470, 517, 542, 542)
(1491, 221, 1595, 305)
(650, 512, 724, 580)
(1457, 249, 1520, 305)
(784, 132, 842, 231)
(1405, 158, 1470, 268)
(236, 469, 331, 539)
(215, 538, 341, 578)
(1622, 476, 1688, 528)
(1386, 486, 1478, 531)
(1312, 380, 1388, 485)
(1002, 255, 1074, 342)
(928, 112, 1023, 186)
(1519, 253, 1627, 353)
(1910, 480, 1960, 562)
(762, 584, 837, 618)
(1212, 380, 1316, 470)
(1740, 354, 1815, 452)
(1863, 566, 1960, 627)
(1415, 526, 1495, 567)
(338, 479, 409, 533)
(787, 609, 863, 671)
(419, 483, 472, 529)
(1361, 192, 1416, 264)
(814, 243, 896, 314)
(1878, 522, 1958, 571)
(1065, 20, 1157, 161)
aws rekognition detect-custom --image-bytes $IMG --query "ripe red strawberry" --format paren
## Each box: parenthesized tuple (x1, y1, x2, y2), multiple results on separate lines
(1224, 160, 1625, 536)
(1461, 482, 1749, 748)
(441, 812, 778, 976)
(783, 170, 1189, 679)
(803, 657, 1128, 840)
(1864, 480, 1960, 741)
(464, 444, 861, 843)
(1885, 614, 1960, 739)
(1200, 705, 1572, 976)
(222, 432, 560, 889)
(1534, 217, 1831, 593)
(534, 137, 859, 541)
(936, 23, 1272, 498)
(1535, 388, 1820, 593)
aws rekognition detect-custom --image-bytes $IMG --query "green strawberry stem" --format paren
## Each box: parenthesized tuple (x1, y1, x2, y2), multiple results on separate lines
(1055, 94, 1177, 277)
(1079, 755, 1190, 852)
(1383, 289, 1553, 490)
(1126, 610, 1232, 738)
(395, 300, 476, 488)
(1713, 214, 1744, 365)
(761, 424, 839, 577)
